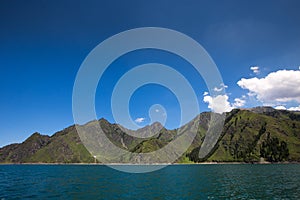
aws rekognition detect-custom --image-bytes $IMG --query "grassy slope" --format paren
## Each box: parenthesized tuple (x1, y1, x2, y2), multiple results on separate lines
(207, 110, 300, 162)
(27, 136, 94, 163)
(26, 126, 94, 163)
(1, 108, 300, 163)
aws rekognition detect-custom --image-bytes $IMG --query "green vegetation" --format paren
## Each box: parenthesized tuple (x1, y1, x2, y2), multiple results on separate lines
(0, 107, 300, 163)
(200, 108, 300, 163)
(260, 133, 289, 162)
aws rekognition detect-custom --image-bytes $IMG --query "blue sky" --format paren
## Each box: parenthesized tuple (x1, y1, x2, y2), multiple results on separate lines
(1, 0, 300, 147)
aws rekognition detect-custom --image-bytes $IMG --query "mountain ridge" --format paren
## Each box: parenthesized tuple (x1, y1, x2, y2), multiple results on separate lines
(1, 107, 300, 163)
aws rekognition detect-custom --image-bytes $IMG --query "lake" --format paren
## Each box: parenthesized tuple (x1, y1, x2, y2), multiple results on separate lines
(0, 164, 299, 199)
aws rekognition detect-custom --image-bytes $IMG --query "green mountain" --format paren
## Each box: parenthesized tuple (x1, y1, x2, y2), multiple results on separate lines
(1, 107, 300, 163)
(188, 108, 300, 163)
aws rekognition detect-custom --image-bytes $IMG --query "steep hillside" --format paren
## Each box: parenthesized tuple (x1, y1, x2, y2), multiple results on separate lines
(0, 126, 93, 163)
(188, 108, 300, 163)
(0, 107, 300, 163)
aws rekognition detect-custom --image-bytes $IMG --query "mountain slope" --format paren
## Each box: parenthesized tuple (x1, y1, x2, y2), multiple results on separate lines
(189, 108, 300, 162)
(0, 107, 300, 163)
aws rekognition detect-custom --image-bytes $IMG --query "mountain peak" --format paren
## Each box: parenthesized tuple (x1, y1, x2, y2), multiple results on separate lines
(1, 107, 300, 163)
(25, 132, 49, 142)
(249, 106, 276, 113)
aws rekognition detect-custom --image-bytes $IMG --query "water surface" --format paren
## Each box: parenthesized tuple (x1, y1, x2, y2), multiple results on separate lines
(0, 164, 299, 199)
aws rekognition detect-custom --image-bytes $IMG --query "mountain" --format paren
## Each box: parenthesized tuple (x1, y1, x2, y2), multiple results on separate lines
(188, 107, 300, 163)
(1, 107, 300, 163)
(0, 126, 93, 163)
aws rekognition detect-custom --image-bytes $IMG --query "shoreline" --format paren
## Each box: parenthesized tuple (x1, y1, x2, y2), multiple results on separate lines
(0, 161, 299, 165)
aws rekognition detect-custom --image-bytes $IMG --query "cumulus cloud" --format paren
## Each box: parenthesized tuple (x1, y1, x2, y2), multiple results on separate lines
(250, 66, 260, 74)
(233, 98, 246, 107)
(135, 117, 145, 123)
(288, 106, 300, 111)
(213, 83, 228, 92)
(275, 105, 300, 111)
(203, 83, 247, 113)
(203, 94, 234, 114)
(275, 105, 287, 110)
(237, 70, 300, 104)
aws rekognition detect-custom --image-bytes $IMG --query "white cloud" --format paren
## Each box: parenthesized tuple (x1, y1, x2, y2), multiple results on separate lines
(288, 106, 300, 111)
(275, 105, 287, 110)
(233, 98, 246, 107)
(250, 66, 260, 74)
(213, 87, 223, 92)
(237, 70, 300, 104)
(221, 83, 228, 88)
(203, 83, 247, 113)
(135, 117, 145, 123)
(274, 105, 300, 111)
(213, 83, 228, 92)
(203, 94, 234, 114)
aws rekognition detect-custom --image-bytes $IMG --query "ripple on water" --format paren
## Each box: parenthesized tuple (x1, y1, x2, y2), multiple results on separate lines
(0, 164, 299, 199)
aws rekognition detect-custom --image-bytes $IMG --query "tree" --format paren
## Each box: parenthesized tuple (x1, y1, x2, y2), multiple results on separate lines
(260, 136, 289, 162)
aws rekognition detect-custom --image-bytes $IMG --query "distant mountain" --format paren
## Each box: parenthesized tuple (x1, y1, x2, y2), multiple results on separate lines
(1, 107, 300, 163)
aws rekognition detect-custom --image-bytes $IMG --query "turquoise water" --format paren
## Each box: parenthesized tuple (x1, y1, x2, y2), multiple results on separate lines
(0, 164, 299, 199)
